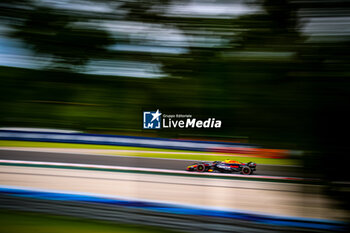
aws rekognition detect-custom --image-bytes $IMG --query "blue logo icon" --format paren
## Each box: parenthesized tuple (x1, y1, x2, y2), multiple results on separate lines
(143, 110, 162, 129)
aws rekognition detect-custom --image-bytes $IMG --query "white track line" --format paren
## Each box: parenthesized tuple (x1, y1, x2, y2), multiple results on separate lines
(0, 159, 307, 181)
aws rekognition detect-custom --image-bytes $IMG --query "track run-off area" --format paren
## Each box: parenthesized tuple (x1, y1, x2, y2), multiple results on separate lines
(0, 165, 347, 222)
(0, 148, 348, 223)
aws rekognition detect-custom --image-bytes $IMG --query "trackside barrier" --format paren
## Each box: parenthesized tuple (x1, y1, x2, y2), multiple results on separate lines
(0, 186, 346, 233)
(0, 130, 252, 152)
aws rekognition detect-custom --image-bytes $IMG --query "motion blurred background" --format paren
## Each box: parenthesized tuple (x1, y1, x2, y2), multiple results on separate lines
(0, 0, 349, 232)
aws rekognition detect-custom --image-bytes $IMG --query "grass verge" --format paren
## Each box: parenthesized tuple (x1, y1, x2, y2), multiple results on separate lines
(0, 140, 299, 166)
(0, 140, 185, 152)
(0, 209, 177, 233)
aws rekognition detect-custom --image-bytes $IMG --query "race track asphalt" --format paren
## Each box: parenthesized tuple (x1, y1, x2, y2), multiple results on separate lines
(0, 149, 306, 178)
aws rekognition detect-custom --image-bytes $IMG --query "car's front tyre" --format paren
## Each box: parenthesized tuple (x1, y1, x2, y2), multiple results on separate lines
(197, 164, 206, 172)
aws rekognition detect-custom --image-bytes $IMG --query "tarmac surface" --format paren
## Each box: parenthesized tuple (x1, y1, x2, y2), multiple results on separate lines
(0, 149, 305, 177)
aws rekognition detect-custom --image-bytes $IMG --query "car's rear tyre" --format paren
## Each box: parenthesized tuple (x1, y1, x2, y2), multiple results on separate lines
(197, 164, 206, 172)
(241, 166, 252, 175)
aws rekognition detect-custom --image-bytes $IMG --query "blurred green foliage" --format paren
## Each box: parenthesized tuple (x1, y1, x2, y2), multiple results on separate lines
(0, 0, 349, 153)
(12, 7, 116, 70)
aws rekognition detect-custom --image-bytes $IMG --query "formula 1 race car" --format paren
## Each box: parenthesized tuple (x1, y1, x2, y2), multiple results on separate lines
(186, 159, 257, 175)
